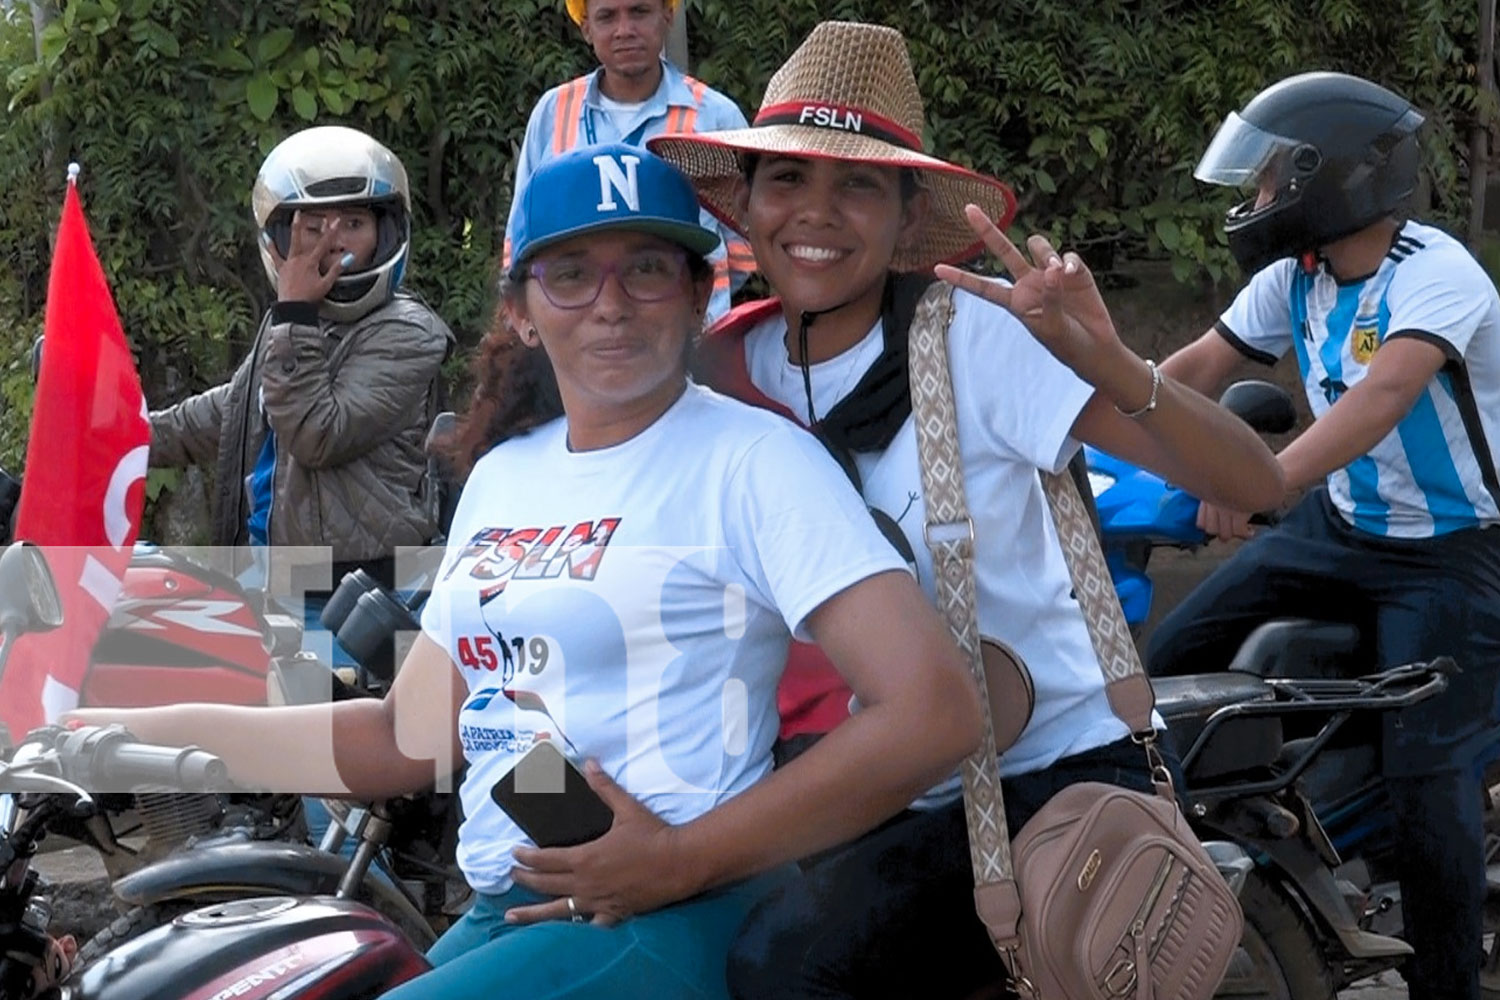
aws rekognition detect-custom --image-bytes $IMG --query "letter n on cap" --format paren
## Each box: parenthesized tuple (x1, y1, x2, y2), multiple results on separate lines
(594, 154, 641, 212)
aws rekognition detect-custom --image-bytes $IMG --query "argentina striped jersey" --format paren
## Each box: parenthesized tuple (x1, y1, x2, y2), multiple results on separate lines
(1218, 220, 1500, 538)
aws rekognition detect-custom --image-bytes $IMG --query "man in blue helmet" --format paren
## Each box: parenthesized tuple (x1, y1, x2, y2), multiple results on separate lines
(150, 125, 457, 854)
(150, 125, 454, 597)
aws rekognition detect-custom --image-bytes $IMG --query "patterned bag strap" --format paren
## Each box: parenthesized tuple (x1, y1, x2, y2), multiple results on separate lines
(1037, 468, 1158, 735)
(907, 282, 1160, 963)
(907, 283, 1025, 956)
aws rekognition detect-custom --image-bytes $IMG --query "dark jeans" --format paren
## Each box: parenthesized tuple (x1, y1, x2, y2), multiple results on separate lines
(1147, 489, 1500, 1000)
(727, 737, 1158, 1000)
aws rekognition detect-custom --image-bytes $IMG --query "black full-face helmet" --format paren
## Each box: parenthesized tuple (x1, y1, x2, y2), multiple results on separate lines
(1195, 72, 1426, 274)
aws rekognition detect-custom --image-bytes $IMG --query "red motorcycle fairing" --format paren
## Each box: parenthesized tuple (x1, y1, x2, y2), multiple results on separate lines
(83, 548, 273, 709)
(67, 897, 429, 1000)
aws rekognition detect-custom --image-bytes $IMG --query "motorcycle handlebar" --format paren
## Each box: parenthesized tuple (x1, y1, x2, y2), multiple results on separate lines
(46, 725, 229, 792)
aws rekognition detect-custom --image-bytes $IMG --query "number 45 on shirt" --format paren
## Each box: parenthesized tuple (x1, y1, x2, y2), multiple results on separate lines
(456, 634, 551, 679)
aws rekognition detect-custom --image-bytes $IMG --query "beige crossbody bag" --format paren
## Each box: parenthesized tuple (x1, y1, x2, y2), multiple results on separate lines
(908, 282, 1243, 1000)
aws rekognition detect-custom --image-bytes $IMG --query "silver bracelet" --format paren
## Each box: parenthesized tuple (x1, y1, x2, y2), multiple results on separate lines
(1115, 359, 1162, 419)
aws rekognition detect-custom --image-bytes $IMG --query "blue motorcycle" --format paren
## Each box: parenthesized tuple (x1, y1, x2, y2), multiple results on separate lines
(1086, 379, 1296, 632)
(1085, 381, 1500, 998)
(1086, 443, 1205, 630)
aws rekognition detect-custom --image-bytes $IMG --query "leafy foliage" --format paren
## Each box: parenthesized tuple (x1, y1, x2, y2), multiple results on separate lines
(691, 0, 1485, 284)
(0, 0, 1488, 509)
(0, 0, 590, 490)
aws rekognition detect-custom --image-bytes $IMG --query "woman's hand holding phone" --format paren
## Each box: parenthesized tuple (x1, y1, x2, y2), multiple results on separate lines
(505, 757, 690, 928)
(490, 740, 615, 848)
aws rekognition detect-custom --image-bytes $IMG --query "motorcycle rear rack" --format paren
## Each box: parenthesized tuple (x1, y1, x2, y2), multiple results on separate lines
(1177, 659, 1451, 803)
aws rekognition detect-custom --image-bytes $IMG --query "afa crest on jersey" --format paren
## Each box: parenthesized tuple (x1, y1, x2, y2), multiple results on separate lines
(1352, 319, 1381, 364)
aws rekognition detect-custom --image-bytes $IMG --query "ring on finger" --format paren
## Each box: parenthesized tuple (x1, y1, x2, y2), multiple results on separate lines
(567, 896, 583, 923)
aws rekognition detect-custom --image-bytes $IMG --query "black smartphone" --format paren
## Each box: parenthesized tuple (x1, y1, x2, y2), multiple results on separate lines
(490, 739, 615, 848)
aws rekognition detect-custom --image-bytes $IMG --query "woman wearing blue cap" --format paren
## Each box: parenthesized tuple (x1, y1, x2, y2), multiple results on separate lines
(65, 141, 983, 999)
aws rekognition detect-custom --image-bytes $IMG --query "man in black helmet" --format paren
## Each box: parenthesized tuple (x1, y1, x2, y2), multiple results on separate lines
(1152, 72, 1500, 999)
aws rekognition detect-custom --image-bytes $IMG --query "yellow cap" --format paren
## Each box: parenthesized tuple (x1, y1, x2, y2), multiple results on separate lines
(566, 0, 676, 26)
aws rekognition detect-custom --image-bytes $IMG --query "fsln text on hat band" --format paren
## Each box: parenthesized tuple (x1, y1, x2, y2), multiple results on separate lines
(752, 102, 922, 151)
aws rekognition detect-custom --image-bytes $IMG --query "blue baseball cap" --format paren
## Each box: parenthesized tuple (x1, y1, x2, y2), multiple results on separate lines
(508, 142, 721, 279)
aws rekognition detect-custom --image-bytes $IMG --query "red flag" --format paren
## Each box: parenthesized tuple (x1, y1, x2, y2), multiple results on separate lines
(0, 177, 149, 739)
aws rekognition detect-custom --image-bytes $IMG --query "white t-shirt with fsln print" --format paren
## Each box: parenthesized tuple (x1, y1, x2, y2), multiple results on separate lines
(420, 384, 907, 894)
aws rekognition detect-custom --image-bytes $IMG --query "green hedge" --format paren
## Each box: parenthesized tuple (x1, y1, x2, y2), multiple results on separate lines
(0, 0, 1487, 501)
(691, 0, 1481, 283)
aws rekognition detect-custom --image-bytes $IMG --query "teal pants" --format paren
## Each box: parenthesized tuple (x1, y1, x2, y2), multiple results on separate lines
(379, 871, 791, 1000)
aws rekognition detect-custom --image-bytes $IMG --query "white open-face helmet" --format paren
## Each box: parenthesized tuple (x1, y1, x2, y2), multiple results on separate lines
(252, 126, 412, 323)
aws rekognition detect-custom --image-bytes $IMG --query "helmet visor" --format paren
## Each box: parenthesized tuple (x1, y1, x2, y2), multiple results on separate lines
(1194, 112, 1307, 193)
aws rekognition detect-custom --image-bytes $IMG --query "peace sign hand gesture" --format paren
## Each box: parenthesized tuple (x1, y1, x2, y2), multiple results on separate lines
(934, 204, 1134, 393)
(267, 210, 353, 304)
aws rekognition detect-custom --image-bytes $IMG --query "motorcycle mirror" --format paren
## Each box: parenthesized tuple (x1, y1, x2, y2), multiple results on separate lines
(425, 411, 461, 545)
(425, 411, 457, 457)
(425, 411, 459, 490)
(0, 541, 63, 638)
(0, 469, 19, 547)
(29, 335, 43, 383)
(1218, 380, 1296, 435)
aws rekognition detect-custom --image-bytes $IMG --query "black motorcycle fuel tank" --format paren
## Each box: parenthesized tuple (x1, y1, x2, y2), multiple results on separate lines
(65, 897, 429, 1000)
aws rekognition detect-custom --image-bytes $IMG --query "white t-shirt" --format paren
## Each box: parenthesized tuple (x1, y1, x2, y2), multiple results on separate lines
(1220, 220, 1500, 537)
(745, 289, 1137, 800)
(595, 93, 649, 138)
(420, 384, 907, 894)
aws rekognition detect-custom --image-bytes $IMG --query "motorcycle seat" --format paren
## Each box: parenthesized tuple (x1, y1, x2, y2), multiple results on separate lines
(1226, 618, 1363, 678)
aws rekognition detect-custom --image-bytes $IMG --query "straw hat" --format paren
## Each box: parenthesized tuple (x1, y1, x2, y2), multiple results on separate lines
(648, 21, 1017, 272)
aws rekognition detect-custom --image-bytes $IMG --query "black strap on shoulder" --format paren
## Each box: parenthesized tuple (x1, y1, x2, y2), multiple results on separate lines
(814, 272, 936, 487)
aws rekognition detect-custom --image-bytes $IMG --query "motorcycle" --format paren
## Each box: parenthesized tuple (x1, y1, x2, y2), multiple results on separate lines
(73, 565, 467, 966)
(2, 450, 297, 797)
(75, 791, 451, 965)
(0, 727, 430, 1000)
(1087, 382, 1500, 995)
(1086, 378, 1297, 632)
(1156, 650, 1451, 996)
(0, 463, 308, 885)
(0, 407, 458, 875)
(0, 539, 431, 1000)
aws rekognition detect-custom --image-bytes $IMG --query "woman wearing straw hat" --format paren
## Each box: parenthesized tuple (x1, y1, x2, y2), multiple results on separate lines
(648, 21, 1285, 998)
(69, 142, 985, 1000)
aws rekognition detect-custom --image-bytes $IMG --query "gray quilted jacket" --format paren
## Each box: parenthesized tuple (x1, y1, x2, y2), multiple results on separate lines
(149, 293, 454, 569)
